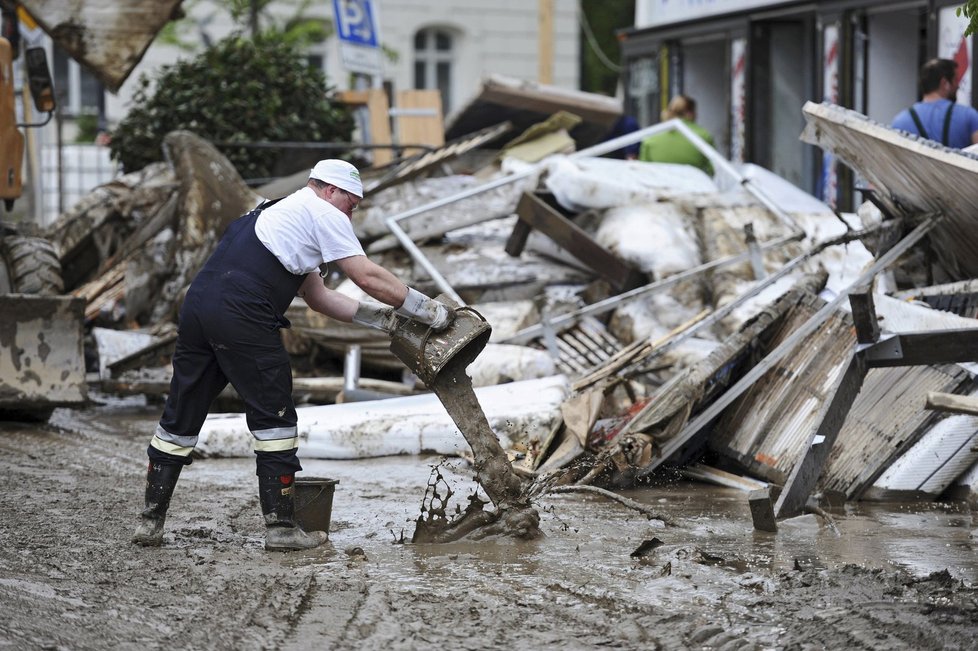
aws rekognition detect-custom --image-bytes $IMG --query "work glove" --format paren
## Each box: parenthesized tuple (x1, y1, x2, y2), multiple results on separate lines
(352, 301, 398, 333)
(395, 287, 455, 331)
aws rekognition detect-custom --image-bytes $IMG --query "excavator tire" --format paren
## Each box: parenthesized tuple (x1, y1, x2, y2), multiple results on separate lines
(0, 234, 64, 295)
(0, 234, 69, 422)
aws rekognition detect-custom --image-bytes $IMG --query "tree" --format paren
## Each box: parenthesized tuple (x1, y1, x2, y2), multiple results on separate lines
(960, 1, 978, 37)
(109, 34, 354, 180)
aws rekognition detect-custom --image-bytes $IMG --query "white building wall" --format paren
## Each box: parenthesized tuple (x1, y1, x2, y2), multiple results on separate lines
(103, 1, 579, 126)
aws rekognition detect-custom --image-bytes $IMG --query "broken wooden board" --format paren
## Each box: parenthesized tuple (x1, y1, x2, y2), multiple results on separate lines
(364, 122, 513, 197)
(926, 391, 978, 416)
(445, 73, 621, 149)
(394, 89, 445, 158)
(506, 192, 647, 292)
(801, 101, 978, 279)
(337, 88, 396, 167)
(20, 0, 181, 92)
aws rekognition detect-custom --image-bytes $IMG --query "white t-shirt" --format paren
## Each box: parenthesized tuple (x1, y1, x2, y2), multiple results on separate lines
(254, 187, 365, 275)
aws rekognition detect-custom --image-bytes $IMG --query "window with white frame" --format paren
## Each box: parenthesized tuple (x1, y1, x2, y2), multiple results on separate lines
(413, 27, 453, 114)
(51, 44, 102, 117)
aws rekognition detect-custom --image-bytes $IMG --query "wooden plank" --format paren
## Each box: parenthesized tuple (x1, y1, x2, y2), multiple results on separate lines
(504, 219, 533, 257)
(511, 192, 645, 291)
(926, 391, 978, 416)
(394, 90, 444, 158)
(337, 88, 396, 168)
(801, 101, 978, 279)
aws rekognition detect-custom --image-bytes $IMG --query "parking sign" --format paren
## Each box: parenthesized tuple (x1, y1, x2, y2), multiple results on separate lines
(332, 0, 382, 74)
(333, 0, 378, 48)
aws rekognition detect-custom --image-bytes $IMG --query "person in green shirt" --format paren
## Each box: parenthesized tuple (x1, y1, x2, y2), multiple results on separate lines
(639, 95, 715, 175)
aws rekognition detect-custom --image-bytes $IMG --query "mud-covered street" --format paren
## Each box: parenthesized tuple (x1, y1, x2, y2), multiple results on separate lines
(0, 394, 975, 650)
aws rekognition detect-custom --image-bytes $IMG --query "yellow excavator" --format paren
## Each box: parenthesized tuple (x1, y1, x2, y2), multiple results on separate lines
(1, 1, 177, 419)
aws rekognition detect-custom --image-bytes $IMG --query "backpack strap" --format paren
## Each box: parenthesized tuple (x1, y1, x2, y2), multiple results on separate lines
(909, 107, 928, 139)
(255, 197, 284, 211)
(942, 102, 955, 146)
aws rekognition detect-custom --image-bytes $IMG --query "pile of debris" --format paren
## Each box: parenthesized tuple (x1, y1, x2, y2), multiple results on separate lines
(40, 89, 978, 533)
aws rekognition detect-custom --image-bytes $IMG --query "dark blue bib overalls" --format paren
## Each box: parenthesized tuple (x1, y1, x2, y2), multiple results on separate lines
(150, 201, 307, 476)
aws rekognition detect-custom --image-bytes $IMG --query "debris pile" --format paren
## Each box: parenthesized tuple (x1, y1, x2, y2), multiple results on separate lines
(33, 90, 978, 536)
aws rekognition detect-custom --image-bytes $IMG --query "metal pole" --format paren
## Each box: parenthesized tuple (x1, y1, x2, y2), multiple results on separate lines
(673, 119, 804, 235)
(343, 344, 362, 393)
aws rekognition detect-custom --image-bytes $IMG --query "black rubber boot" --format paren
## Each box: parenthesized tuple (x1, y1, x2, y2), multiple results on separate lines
(258, 474, 328, 552)
(132, 462, 182, 546)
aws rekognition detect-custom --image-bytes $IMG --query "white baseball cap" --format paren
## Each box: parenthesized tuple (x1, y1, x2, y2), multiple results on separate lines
(309, 159, 363, 198)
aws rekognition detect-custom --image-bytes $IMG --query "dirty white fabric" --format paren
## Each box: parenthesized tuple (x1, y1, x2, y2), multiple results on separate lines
(543, 156, 717, 212)
(255, 187, 364, 274)
(467, 343, 557, 386)
(594, 203, 700, 277)
(195, 375, 569, 459)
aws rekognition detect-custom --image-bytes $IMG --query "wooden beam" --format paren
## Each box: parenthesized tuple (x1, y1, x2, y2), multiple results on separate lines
(847, 286, 880, 344)
(925, 391, 978, 416)
(538, 0, 553, 84)
(863, 329, 978, 368)
(507, 192, 645, 291)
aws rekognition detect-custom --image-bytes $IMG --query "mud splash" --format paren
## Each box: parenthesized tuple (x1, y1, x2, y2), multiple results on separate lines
(391, 305, 541, 543)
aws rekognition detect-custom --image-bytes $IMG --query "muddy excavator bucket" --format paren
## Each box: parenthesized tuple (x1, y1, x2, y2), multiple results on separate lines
(0, 294, 87, 418)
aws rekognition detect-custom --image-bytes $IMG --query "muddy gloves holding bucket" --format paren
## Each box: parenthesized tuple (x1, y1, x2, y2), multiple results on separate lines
(354, 288, 454, 332)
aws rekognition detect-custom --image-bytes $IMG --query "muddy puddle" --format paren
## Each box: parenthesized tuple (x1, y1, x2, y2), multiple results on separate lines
(308, 455, 978, 583)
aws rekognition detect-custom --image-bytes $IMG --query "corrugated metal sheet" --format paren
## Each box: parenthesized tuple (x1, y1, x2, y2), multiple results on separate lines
(866, 412, 978, 499)
(710, 291, 975, 498)
(820, 364, 971, 498)
(874, 294, 978, 331)
(709, 294, 852, 483)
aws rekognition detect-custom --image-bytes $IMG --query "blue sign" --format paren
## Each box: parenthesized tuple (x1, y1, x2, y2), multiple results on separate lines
(333, 0, 379, 48)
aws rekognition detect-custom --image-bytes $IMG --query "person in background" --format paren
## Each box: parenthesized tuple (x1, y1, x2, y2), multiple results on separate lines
(891, 58, 978, 149)
(131, 159, 453, 552)
(639, 94, 714, 174)
(603, 113, 641, 160)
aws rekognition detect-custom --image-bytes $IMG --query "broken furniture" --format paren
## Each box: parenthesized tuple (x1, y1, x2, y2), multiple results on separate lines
(505, 191, 646, 293)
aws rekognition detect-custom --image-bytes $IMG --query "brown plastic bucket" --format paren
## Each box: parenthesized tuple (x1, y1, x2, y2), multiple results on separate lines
(294, 477, 338, 534)
(389, 295, 491, 385)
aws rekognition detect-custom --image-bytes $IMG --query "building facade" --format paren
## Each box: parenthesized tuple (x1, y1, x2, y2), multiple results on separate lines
(27, 0, 578, 225)
(622, 0, 973, 210)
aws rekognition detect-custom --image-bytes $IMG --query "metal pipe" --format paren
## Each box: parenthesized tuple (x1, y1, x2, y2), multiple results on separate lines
(343, 345, 362, 393)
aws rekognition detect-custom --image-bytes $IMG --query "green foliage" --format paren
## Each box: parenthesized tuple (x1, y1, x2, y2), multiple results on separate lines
(579, 0, 635, 96)
(74, 113, 100, 143)
(109, 34, 354, 179)
(959, 1, 978, 37)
